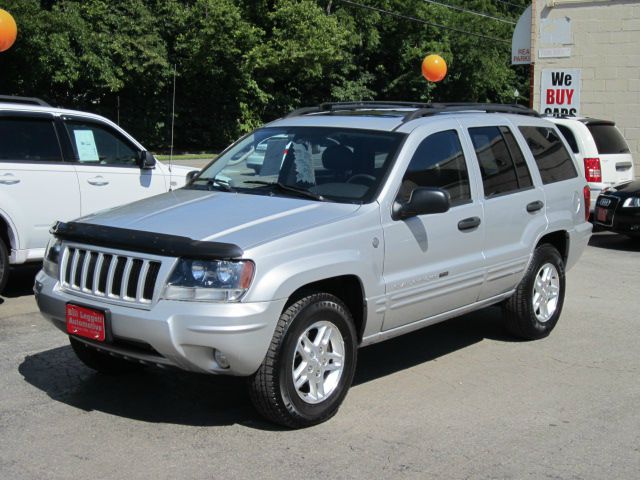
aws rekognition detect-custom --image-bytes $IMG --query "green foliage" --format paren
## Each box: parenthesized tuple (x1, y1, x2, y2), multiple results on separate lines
(0, 0, 531, 150)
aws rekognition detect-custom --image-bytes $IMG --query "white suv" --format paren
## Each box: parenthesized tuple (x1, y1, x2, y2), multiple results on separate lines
(0, 96, 198, 291)
(548, 117, 635, 214)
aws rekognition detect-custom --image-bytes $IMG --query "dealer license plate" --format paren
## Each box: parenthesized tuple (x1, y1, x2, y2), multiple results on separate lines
(66, 304, 106, 342)
(596, 207, 608, 223)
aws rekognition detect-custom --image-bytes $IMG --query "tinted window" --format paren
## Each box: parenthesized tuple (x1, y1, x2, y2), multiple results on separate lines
(65, 121, 138, 166)
(556, 124, 579, 153)
(469, 126, 523, 197)
(501, 126, 533, 189)
(0, 118, 62, 162)
(587, 124, 630, 154)
(519, 126, 578, 184)
(400, 130, 471, 207)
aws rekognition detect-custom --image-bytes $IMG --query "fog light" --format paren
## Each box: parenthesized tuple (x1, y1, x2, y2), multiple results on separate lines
(214, 350, 230, 369)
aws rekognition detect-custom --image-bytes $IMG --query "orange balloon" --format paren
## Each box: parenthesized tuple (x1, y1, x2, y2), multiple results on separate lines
(421, 54, 447, 83)
(0, 9, 17, 53)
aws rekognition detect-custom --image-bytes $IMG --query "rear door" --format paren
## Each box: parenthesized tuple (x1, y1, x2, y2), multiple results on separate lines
(0, 113, 80, 254)
(460, 119, 547, 301)
(381, 121, 485, 331)
(586, 122, 635, 185)
(62, 118, 167, 216)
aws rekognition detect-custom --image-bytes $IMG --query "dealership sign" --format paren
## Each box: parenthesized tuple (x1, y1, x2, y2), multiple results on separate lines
(540, 68, 581, 117)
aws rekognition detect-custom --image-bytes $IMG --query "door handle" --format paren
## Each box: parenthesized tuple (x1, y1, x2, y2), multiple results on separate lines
(458, 216, 481, 231)
(87, 176, 109, 186)
(526, 200, 544, 213)
(0, 173, 20, 185)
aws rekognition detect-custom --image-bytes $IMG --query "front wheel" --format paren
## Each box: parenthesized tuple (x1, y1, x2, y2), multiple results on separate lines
(249, 293, 357, 428)
(503, 244, 566, 340)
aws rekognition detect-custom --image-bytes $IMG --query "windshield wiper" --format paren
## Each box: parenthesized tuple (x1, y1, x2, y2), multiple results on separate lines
(243, 180, 324, 201)
(191, 177, 235, 192)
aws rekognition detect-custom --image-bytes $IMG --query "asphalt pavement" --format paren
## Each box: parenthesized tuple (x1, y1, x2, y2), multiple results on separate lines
(0, 232, 638, 480)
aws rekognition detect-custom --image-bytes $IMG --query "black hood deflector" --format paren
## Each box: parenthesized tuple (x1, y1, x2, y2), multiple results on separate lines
(51, 221, 243, 260)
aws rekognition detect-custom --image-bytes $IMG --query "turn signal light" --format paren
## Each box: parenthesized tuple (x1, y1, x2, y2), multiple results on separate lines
(583, 157, 602, 182)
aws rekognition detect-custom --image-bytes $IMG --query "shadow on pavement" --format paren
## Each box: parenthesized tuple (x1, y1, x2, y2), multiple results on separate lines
(588, 232, 640, 252)
(19, 306, 514, 429)
(2, 263, 41, 299)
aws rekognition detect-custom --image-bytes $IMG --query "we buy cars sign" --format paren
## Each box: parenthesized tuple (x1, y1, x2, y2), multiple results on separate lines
(540, 68, 581, 117)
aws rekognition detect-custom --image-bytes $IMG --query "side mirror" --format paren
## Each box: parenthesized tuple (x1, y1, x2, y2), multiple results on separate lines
(138, 151, 156, 169)
(392, 187, 450, 220)
(186, 170, 199, 183)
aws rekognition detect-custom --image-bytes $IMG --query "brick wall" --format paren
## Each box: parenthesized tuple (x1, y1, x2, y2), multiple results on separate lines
(533, 0, 640, 177)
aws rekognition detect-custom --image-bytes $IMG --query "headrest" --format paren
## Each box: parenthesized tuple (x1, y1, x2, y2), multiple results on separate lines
(321, 145, 354, 172)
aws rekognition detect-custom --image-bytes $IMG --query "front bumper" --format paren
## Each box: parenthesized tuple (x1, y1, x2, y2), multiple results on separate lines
(34, 270, 286, 376)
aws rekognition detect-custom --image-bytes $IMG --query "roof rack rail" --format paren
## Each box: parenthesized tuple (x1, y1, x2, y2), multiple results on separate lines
(285, 101, 539, 121)
(285, 101, 432, 117)
(0, 95, 51, 107)
(401, 103, 539, 122)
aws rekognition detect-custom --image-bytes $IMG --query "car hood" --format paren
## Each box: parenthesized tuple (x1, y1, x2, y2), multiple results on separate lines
(76, 189, 361, 250)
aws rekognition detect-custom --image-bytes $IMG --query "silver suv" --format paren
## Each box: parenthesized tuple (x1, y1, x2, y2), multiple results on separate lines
(35, 102, 592, 428)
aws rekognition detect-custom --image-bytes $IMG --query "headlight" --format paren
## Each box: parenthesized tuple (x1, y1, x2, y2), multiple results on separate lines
(622, 197, 640, 208)
(43, 238, 62, 279)
(162, 259, 255, 302)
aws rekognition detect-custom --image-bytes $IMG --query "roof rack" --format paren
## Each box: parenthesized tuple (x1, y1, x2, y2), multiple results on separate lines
(285, 101, 432, 118)
(0, 95, 51, 107)
(285, 101, 539, 122)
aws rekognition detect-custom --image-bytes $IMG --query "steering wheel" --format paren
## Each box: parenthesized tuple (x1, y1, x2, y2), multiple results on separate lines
(346, 174, 376, 186)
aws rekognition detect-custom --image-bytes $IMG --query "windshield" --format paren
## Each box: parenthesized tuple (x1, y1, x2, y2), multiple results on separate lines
(188, 127, 405, 203)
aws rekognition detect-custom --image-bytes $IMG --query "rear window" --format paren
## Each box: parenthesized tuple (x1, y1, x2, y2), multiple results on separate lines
(587, 124, 630, 154)
(519, 126, 578, 184)
(556, 124, 579, 154)
(0, 117, 62, 162)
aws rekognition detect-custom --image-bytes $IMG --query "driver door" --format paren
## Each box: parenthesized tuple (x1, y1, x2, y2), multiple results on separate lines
(63, 119, 167, 215)
(381, 122, 485, 331)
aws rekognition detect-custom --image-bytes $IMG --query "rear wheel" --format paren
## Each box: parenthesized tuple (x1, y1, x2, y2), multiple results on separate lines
(503, 244, 566, 340)
(249, 292, 357, 428)
(0, 237, 9, 294)
(69, 337, 144, 374)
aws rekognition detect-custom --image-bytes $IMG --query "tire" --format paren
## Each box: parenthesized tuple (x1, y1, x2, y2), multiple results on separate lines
(0, 237, 9, 294)
(69, 337, 144, 375)
(249, 292, 358, 428)
(503, 244, 566, 340)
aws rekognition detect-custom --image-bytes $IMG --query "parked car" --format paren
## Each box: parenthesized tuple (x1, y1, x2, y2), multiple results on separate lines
(0, 95, 198, 292)
(594, 180, 640, 238)
(548, 116, 635, 215)
(35, 102, 591, 428)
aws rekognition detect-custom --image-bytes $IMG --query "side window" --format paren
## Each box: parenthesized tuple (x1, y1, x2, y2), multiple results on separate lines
(65, 121, 138, 166)
(469, 126, 532, 197)
(556, 124, 579, 154)
(0, 117, 62, 162)
(400, 130, 471, 207)
(500, 127, 533, 189)
(519, 126, 578, 184)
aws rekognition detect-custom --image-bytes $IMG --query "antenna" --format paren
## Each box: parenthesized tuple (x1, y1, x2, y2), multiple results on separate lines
(169, 64, 177, 189)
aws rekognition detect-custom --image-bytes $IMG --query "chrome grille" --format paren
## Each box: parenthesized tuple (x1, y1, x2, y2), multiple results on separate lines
(60, 246, 162, 304)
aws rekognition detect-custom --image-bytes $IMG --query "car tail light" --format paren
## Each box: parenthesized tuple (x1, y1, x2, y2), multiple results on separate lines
(583, 185, 590, 221)
(583, 157, 602, 182)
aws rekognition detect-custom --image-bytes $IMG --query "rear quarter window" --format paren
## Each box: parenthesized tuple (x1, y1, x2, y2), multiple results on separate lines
(518, 126, 578, 184)
(556, 124, 579, 154)
(587, 124, 630, 154)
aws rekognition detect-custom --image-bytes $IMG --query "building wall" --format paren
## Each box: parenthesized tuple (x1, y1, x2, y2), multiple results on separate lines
(532, 0, 640, 176)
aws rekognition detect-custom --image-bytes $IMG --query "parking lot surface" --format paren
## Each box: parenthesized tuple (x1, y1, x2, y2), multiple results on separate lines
(0, 232, 638, 480)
